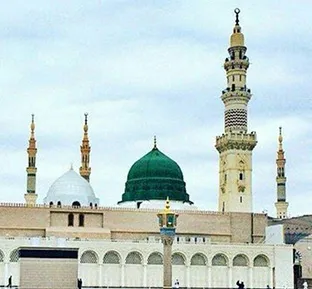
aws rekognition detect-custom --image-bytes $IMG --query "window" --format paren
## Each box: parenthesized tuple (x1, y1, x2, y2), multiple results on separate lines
(232, 75, 235, 81)
(57, 201, 61, 207)
(79, 214, 84, 227)
(49, 201, 53, 207)
(68, 213, 74, 227)
(240, 196, 243, 203)
(239, 173, 243, 180)
(72, 201, 81, 208)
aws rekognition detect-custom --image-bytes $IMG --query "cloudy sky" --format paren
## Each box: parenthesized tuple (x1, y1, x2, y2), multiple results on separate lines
(0, 1, 310, 217)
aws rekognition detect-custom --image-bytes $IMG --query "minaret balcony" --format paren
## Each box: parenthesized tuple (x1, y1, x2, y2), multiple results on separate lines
(221, 88, 251, 104)
(224, 58, 249, 70)
(215, 131, 257, 153)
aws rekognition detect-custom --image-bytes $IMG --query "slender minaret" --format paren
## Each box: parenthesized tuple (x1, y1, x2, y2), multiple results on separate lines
(215, 9, 257, 213)
(275, 127, 288, 219)
(79, 113, 91, 182)
(24, 114, 38, 206)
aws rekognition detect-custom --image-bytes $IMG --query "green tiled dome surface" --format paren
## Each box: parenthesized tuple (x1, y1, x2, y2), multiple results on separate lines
(118, 147, 192, 204)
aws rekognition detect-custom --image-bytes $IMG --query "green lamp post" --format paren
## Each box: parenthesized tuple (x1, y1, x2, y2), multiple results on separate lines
(157, 197, 179, 289)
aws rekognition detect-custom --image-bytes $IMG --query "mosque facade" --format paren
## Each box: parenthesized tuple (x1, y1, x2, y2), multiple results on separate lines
(0, 9, 300, 289)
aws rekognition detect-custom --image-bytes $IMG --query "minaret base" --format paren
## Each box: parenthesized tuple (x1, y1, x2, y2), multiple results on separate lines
(24, 193, 38, 206)
(275, 201, 289, 219)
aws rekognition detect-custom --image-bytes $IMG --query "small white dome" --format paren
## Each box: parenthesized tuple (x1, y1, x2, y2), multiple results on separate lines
(44, 168, 99, 206)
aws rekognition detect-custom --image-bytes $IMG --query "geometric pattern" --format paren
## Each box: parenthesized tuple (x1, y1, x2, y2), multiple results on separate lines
(233, 254, 248, 266)
(212, 254, 228, 266)
(253, 255, 269, 267)
(225, 108, 247, 130)
(190, 253, 206, 265)
(126, 252, 142, 264)
(10, 249, 19, 262)
(172, 253, 185, 265)
(147, 252, 163, 265)
(80, 250, 98, 263)
(103, 251, 120, 264)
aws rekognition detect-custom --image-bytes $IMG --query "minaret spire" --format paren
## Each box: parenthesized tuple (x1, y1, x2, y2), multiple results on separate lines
(24, 114, 38, 206)
(215, 9, 257, 213)
(79, 113, 91, 182)
(275, 127, 288, 219)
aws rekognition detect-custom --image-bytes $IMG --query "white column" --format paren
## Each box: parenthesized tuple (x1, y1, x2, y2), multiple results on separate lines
(99, 264, 103, 287)
(186, 263, 190, 288)
(207, 265, 212, 288)
(249, 266, 253, 289)
(228, 265, 233, 288)
(121, 263, 125, 287)
(4, 262, 8, 286)
(143, 263, 147, 287)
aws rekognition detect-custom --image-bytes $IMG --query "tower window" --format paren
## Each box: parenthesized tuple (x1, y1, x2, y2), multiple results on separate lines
(222, 202, 225, 212)
(239, 173, 243, 180)
(240, 196, 243, 203)
(239, 75, 242, 81)
(68, 213, 74, 227)
(231, 84, 235, 91)
(79, 214, 84, 227)
(224, 174, 227, 182)
(57, 201, 61, 208)
(232, 75, 235, 81)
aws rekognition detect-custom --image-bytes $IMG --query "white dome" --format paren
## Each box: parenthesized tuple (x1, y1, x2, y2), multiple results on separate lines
(44, 168, 99, 206)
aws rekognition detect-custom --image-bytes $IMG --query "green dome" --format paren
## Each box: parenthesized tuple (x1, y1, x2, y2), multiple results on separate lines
(118, 145, 193, 204)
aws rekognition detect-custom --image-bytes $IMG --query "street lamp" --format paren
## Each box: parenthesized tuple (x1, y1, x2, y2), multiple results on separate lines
(157, 197, 179, 289)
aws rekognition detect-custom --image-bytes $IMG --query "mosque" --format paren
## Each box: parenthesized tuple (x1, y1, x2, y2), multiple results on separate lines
(0, 8, 304, 289)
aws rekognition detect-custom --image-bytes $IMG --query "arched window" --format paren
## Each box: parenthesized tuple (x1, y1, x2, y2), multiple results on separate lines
(147, 252, 163, 265)
(172, 253, 185, 265)
(79, 214, 84, 227)
(57, 201, 61, 207)
(125, 252, 142, 264)
(103, 251, 120, 264)
(254, 255, 269, 267)
(212, 254, 228, 266)
(80, 251, 98, 264)
(90, 202, 93, 208)
(49, 201, 53, 207)
(233, 254, 248, 266)
(191, 253, 207, 266)
(10, 249, 19, 262)
(68, 213, 74, 227)
(72, 201, 81, 208)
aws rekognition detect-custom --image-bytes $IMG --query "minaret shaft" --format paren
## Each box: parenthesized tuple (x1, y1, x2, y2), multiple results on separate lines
(25, 114, 38, 205)
(275, 127, 288, 219)
(79, 113, 91, 182)
(215, 9, 257, 213)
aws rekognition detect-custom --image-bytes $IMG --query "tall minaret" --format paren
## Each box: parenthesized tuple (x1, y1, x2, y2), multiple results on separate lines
(79, 113, 91, 182)
(275, 127, 288, 219)
(24, 114, 38, 206)
(215, 9, 257, 213)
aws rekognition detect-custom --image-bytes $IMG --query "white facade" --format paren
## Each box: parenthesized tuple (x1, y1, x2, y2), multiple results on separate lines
(0, 237, 293, 288)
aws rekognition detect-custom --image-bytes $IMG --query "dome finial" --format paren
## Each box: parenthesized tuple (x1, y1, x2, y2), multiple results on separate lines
(234, 8, 240, 25)
(30, 114, 35, 136)
(278, 126, 283, 150)
(153, 135, 157, 149)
